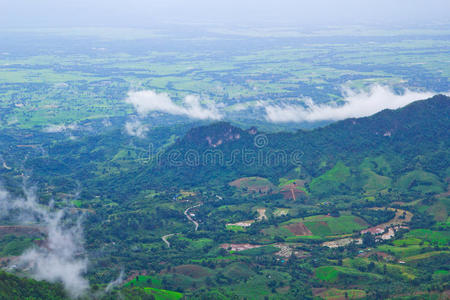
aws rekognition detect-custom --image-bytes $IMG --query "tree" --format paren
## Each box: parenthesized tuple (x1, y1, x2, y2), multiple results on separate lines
(362, 233, 376, 247)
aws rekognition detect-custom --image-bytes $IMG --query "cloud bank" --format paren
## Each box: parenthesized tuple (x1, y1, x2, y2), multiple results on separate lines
(265, 85, 436, 123)
(124, 119, 148, 138)
(126, 90, 222, 120)
(0, 185, 89, 298)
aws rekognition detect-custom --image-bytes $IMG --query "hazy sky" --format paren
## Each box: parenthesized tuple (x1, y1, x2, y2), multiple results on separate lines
(1, 0, 449, 29)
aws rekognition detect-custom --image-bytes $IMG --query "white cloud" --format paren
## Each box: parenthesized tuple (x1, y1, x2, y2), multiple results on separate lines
(102, 118, 112, 127)
(18, 213, 89, 298)
(0, 185, 89, 298)
(43, 123, 78, 133)
(125, 90, 222, 120)
(264, 85, 437, 123)
(125, 119, 148, 138)
(229, 103, 247, 111)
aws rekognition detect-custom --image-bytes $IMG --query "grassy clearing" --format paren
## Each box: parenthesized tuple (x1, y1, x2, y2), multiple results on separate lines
(236, 245, 279, 256)
(71, 200, 82, 208)
(359, 157, 392, 195)
(310, 161, 351, 194)
(226, 225, 246, 232)
(315, 288, 366, 299)
(302, 215, 367, 236)
(142, 287, 183, 300)
(315, 265, 382, 283)
(315, 266, 340, 282)
(404, 229, 450, 246)
(229, 269, 291, 299)
(125, 275, 162, 288)
(403, 251, 450, 262)
(396, 170, 444, 194)
(178, 237, 214, 250)
(393, 237, 428, 247)
(427, 198, 449, 222)
(262, 225, 294, 238)
(376, 244, 428, 258)
(190, 255, 239, 263)
(223, 262, 256, 280)
(344, 258, 416, 280)
(285, 235, 324, 242)
(265, 214, 367, 239)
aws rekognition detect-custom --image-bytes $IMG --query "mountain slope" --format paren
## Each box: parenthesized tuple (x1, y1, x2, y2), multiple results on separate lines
(127, 94, 449, 195)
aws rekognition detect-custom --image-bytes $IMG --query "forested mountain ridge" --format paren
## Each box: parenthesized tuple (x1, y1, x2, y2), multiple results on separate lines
(134, 94, 449, 191)
(0, 95, 448, 299)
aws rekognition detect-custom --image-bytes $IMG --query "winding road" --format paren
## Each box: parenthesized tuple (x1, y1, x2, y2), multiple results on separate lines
(161, 203, 203, 248)
(161, 233, 178, 248)
(184, 203, 202, 231)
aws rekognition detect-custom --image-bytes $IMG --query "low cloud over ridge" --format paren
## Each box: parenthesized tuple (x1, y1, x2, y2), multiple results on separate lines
(265, 85, 437, 123)
(126, 90, 222, 120)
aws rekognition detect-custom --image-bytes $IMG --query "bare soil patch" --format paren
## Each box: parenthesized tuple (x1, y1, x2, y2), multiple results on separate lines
(284, 222, 312, 236)
(220, 243, 263, 252)
(229, 177, 275, 195)
(256, 208, 267, 221)
(354, 217, 368, 226)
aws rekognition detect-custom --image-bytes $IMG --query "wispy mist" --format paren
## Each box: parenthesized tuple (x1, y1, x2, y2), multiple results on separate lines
(0, 184, 89, 298)
(1, 0, 449, 28)
(105, 269, 124, 292)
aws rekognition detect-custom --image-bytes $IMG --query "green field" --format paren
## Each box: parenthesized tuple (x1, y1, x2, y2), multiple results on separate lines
(315, 265, 382, 283)
(236, 245, 279, 256)
(344, 258, 416, 280)
(142, 287, 183, 300)
(359, 157, 392, 195)
(226, 225, 246, 232)
(309, 162, 351, 194)
(125, 275, 162, 288)
(315, 288, 366, 299)
(263, 214, 367, 239)
(403, 251, 450, 262)
(293, 214, 367, 236)
(228, 269, 291, 299)
(403, 229, 450, 246)
(396, 170, 444, 194)
(376, 244, 428, 258)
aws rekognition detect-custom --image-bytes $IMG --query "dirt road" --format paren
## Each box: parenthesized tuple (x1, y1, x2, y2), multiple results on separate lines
(184, 203, 202, 231)
(162, 233, 178, 248)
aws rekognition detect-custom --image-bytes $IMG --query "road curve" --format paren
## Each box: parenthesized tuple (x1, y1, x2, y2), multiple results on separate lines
(184, 203, 202, 231)
(161, 233, 178, 248)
